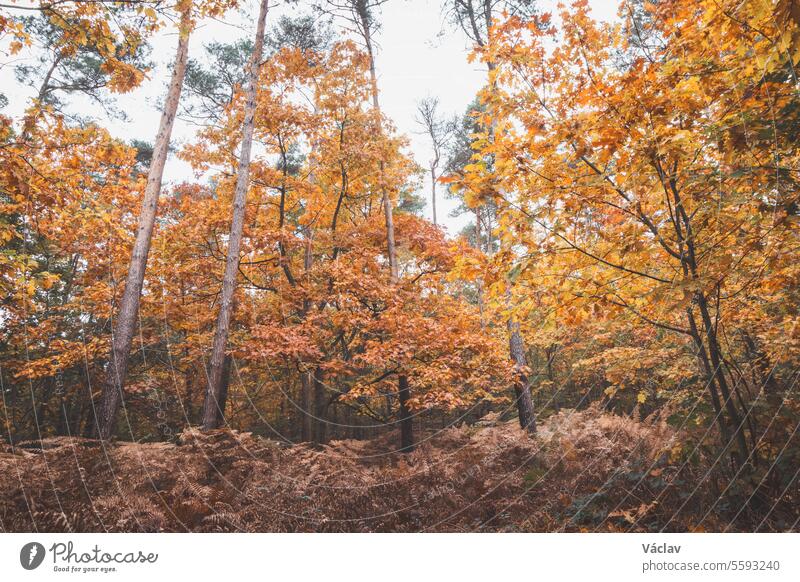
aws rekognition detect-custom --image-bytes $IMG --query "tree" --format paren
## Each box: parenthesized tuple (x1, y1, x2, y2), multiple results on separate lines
(14, 10, 151, 121)
(458, 0, 800, 465)
(1, 0, 161, 440)
(201, 0, 271, 430)
(443, 0, 538, 433)
(94, 2, 194, 440)
(319, 0, 415, 450)
(0, 117, 143, 441)
(95, 0, 239, 439)
(182, 37, 254, 123)
(415, 96, 453, 226)
(443, 0, 537, 50)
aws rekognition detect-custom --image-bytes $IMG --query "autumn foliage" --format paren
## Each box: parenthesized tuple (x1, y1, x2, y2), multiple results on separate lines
(1, 0, 799, 532)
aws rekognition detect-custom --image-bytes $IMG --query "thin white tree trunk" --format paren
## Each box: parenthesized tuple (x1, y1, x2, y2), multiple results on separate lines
(95, 6, 192, 440)
(359, 8, 398, 283)
(201, 0, 270, 430)
(431, 163, 437, 226)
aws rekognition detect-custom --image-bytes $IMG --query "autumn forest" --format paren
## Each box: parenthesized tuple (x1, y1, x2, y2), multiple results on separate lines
(0, 0, 799, 532)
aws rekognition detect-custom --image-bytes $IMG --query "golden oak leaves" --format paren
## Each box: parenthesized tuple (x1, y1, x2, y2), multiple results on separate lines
(444, 0, 800, 404)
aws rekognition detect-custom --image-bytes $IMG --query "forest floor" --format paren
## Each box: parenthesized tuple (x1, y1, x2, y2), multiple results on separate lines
(0, 407, 794, 532)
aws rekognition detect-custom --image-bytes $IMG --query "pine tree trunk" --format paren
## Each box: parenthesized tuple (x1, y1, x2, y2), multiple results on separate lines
(217, 354, 233, 422)
(201, 0, 270, 431)
(485, 53, 537, 433)
(95, 7, 192, 440)
(508, 319, 536, 433)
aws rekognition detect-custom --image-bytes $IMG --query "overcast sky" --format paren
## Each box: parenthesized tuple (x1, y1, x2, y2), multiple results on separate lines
(4, 0, 620, 234)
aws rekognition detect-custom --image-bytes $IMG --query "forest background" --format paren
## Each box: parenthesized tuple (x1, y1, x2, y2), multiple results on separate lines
(0, 0, 798, 532)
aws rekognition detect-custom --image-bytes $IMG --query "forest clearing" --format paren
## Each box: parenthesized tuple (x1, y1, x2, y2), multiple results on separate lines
(1, 0, 799, 534)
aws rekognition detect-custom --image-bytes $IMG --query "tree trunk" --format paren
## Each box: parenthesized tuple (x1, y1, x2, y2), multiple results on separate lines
(94, 7, 192, 440)
(430, 163, 437, 226)
(358, 5, 398, 283)
(508, 319, 536, 433)
(299, 232, 314, 442)
(695, 293, 750, 464)
(486, 49, 537, 433)
(217, 354, 233, 423)
(398, 375, 414, 452)
(686, 308, 733, 448)
(355, 5, 413, 453)
(666, 172, 749, 464)
(201, 0, 270, 431)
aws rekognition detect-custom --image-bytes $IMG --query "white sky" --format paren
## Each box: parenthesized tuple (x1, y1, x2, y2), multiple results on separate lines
(3, 0, 621, 234)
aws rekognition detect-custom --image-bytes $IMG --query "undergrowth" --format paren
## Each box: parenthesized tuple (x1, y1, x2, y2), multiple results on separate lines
(1, 407, 796, 532)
